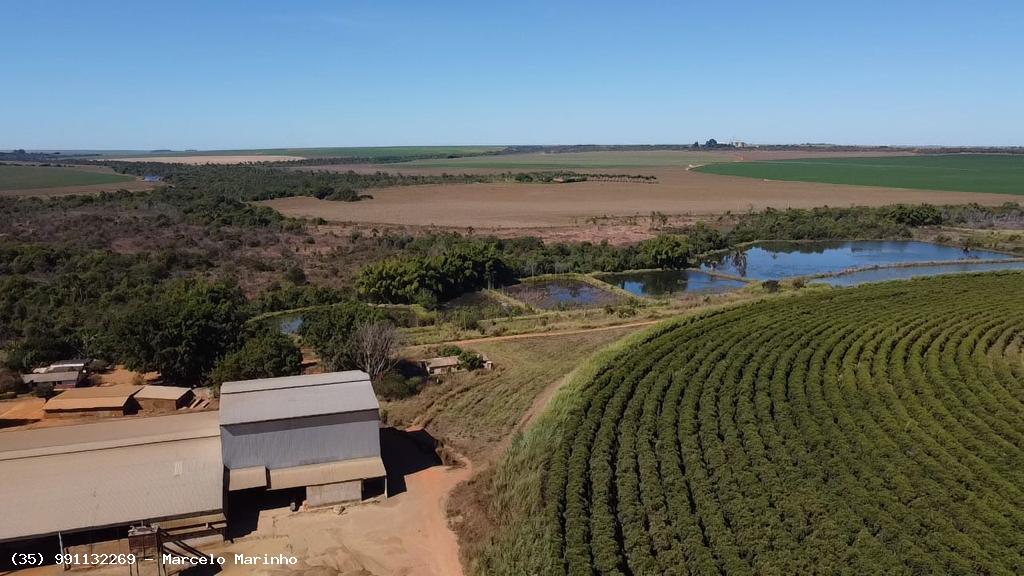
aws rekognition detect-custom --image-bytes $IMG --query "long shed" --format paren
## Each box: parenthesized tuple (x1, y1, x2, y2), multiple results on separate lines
(0, 411, 224, 543)
(218, 371, 386, 505)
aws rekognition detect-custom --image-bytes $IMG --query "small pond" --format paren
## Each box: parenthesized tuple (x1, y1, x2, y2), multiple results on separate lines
(503, 279, 621, 309)
(701, 240, 1011, 280)
(818, 261, 1024, 287)
(268, 313, 303, 335)
(598, 270, 747, 297)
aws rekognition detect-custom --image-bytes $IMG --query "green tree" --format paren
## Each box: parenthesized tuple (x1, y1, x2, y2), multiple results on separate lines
(209, 330, 302, 390)
(112, 280, 248, 384)
(639, 235, 692, 269)
(299, 301, 385, 371)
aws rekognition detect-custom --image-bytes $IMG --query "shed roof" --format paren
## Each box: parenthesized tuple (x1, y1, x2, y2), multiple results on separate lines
(0, 411, 220, 460)
(0, 412, 223, 542)
(220, 370, 369, 394)
(23, 371, 82, 384)
(424, 356, 460, 369)
(136, 385, 192, 401)
(219, 372, 378, 426)
(51, 385, 143, 399)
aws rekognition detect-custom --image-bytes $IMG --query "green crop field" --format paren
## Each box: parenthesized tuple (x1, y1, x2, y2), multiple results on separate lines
(0, 165, 134, 191)
(695, 154, 1024, 195)
(399, 150, 728, 170)
(480, 272, 1024, 575)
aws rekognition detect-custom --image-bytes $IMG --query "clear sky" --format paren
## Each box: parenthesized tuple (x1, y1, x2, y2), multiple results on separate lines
(3, 0, 1022, 150)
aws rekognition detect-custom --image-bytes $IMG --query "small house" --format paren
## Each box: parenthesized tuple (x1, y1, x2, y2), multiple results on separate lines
(135, 385, 195, 412)
(43, 385, 142, 418)
(422, 356, 461, 376)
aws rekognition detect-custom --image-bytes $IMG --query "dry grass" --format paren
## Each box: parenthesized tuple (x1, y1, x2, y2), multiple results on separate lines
(384, 326, 645, 463)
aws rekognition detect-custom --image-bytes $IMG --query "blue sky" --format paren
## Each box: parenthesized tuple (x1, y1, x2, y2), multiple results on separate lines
(2, 0, 1022, 149)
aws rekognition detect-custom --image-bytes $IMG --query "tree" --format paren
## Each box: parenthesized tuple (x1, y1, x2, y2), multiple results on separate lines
(209, 330, 302, 390)
(639, 235, 692, 269)
(351, 321, 401, 379)
(704, 138, 719, 148)
(112, 280, 248, 384)
(299, 301, 385, 371)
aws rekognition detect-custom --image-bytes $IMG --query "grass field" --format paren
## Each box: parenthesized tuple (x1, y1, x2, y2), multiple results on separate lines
(0, 165, 134, 191)
(399, 151, 729, 170)
(696, 154, 1024, 194)
(384, 327, 644, 461)
(477, 272, 1024, 575)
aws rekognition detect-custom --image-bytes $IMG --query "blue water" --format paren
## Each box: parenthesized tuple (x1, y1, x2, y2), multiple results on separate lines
(818, 261, 1024, 287)
(599, 270, 747, 297)
(700, 241, 1011, 280)
(505, 280, 620, 309)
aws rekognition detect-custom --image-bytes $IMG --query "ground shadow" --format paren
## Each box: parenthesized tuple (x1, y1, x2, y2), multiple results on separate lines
(380, 426, 443, 497)
(0, 418, 39, 429)
(224, 487, 305, 540)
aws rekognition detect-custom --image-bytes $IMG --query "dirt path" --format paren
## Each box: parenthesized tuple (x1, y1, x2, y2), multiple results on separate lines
(435, 320, 660, 347)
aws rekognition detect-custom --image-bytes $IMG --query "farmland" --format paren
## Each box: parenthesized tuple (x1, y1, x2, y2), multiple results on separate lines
(696, 154, 1024, 195)
(0, 164, 134, 192)
(477, 273, 1024, 575)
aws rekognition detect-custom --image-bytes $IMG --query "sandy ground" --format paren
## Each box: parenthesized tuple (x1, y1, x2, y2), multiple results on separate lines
(109, 155, 305, 164)
(262, 167, 1022, 228)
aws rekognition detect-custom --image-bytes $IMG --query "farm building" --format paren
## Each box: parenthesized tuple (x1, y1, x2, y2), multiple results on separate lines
(422, 356, 460, 375)
(219, 371, 386, 506)
(135, 385, 195, 412)
(0, 411, 225, 544)
(421, 354, 494, 375)
(42, 385, 142, 418)
(22, 370, 86, 390)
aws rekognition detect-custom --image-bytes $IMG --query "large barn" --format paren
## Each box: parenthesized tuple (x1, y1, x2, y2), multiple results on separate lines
(218, 371, 386, 506)
(0, 411, 224, 544)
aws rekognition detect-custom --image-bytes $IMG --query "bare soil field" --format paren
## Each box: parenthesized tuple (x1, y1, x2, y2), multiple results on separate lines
(110, 154, 305, 164)
(262, 166, 1021, 228)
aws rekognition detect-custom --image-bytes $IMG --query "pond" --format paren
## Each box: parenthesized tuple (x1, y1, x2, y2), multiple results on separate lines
(598, 269, 747, 297)
(263, 313, 303, 335)
(817, 261, 1024, 287)
(503, 279, 622, 309)
(700, 240, 1011, 280)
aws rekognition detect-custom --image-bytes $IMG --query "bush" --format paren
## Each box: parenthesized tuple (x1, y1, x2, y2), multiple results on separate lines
(34, 383, 54, 399)
(458, 350, 485, 370)
(437, 344, 464, 357)
(373, 373, 424, 400)
(208, 331, 303, 391)
(0, 367, 25, 395)
(762, 279, 781, 293)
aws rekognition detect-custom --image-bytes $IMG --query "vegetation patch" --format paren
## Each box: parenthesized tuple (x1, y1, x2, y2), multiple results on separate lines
(476, 272, 1024, 575)
(696, 154, 1024, 195)
(0, 165, 133, 191)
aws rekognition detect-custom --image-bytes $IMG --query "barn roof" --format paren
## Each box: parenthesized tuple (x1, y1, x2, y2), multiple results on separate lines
(23, 371, 82, 384)
(136, 385, 192, 401)
(218, 371, 378, 426)
(50, 385, 143, 399)
(42, 385, 142, 411)
(423, 356, 460, 369)
(0, 412, 223, 542)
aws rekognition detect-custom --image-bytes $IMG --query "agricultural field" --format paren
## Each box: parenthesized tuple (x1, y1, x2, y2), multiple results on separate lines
(262, 151, 1024, 230)
(478, 272, 1024, 575)
(696, 154, 1024, 195)
(0, 164, 134, 192)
